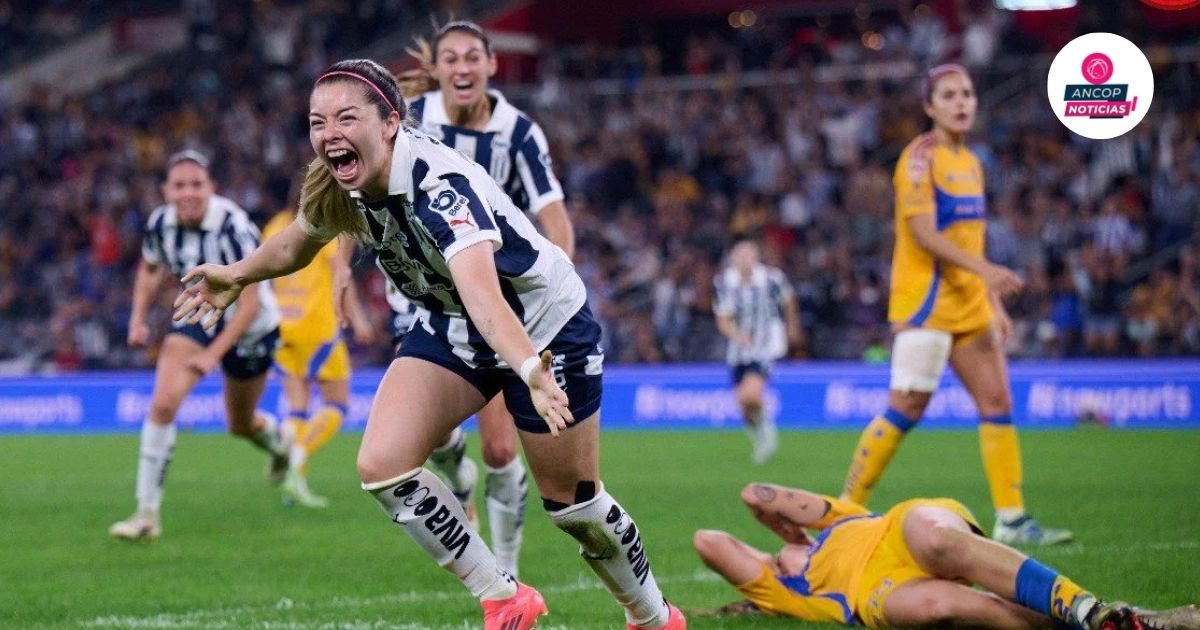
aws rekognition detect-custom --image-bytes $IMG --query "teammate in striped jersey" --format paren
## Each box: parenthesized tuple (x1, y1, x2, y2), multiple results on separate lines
(713, 238, 801, 464)
(384, 20, 576, 577)
(838, 65, 1071, 545)
(174, 60, 683, 630)
(264, 205, 373, 509)
(109, 150, 288, 542)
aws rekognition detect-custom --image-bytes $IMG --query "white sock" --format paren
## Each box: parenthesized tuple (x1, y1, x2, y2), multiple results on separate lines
(485, 456, 528, 576)
(136, 421, 176, 513)
(365, 468, 516, 601)
(248, 412, 287, 456)
(428, 428, 470, 493)
(548, 485, 669, 628)
(744, 407, 763, 446)
(997, 508, 1026, 523)
(289, 443, 308, 472)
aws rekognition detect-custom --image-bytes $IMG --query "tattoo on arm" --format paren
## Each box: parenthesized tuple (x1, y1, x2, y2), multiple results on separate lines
(754, 484, 777, 503)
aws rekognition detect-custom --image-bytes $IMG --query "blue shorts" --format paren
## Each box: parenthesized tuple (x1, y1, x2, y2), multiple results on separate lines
(396, 304, 604, 434)
(732, 361, 771, 385)
(170, 323, 281, 380)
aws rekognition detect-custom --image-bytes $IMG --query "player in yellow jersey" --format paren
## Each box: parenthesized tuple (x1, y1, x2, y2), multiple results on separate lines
(694, 483, 1199, 629)
(839, 64, 1072, 544)
(264, 207, 373, 508)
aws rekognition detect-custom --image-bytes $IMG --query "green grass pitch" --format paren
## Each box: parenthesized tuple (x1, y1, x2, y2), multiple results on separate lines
(2, 429, 1198, 629)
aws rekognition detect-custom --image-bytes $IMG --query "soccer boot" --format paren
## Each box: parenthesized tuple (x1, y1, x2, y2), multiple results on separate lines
(109, 509, 161, 543)
(452, 456, 480, 531)
(1080, 600, 1143, 630)
(627, 603, 687, 629)
(482, 582, 547, 630)
(1133, 605, 1200, 630)
(993, 515, 1074, 545)
(281, 470, 329, 509)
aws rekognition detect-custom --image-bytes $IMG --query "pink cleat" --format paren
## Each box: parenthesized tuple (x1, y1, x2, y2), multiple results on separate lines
(629, 603, 687, 630)
(482, 582, 547, 630)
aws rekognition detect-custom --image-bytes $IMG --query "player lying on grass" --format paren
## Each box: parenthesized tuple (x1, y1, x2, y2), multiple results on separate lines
(694, 483, 1200, 630)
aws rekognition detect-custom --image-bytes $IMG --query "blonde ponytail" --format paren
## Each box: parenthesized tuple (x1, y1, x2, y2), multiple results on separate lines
(398, 37, 439, 99)
(298, 157, 369, 240)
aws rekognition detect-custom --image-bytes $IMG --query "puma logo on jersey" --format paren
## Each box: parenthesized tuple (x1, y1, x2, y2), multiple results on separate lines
(449, 217, 474, 229)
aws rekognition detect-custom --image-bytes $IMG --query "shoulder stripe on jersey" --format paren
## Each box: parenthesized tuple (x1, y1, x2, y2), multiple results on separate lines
(410, 96, 426, 123)
(518, 135, 553, 196)
(510, 116, 532, 149)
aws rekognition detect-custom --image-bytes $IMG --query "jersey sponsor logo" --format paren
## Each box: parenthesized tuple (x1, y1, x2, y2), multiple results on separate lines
(392, 479, 472, 560)
(432, 190, 459, 212)
(604, 504, 651, 585)
(448, 216, 475, 229)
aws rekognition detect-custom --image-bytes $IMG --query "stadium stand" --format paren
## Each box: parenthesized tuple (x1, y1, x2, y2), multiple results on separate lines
(0, 0, 1196, 373)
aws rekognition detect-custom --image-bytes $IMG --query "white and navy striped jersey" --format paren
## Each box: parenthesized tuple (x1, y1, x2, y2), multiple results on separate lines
(409, 89, 564, 216)
(298, 126, 586, 369)
(141, 195, 280, 341)
(713, 265, 793, 365)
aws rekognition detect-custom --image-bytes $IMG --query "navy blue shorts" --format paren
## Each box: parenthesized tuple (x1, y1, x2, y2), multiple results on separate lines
(732, 361, 771, 385)
(170, 323, 280, 380)
(396, 304, 604, 434)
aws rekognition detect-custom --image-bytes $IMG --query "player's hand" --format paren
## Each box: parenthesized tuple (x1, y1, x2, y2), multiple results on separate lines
(185, 352, 219, 376)
(994, 308, 1014, 345)
(333, 264, 353, 328)
(174, 264, 244, 331)
(527, 350, 572, 437)
(349, 312, 376, 345)
(127, 319, 151, 348)
(736, 331, 754, 348)
(981, 264, 1024, 297)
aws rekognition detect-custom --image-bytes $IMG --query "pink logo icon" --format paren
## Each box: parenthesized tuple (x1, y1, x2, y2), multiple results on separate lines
(1082, 52, 1113, 85)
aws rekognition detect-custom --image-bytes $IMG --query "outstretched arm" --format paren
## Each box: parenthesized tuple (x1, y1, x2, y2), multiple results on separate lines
(449, 241, 572, 436)
(740, 483, 871, 543)
(174, 219, 328, 329)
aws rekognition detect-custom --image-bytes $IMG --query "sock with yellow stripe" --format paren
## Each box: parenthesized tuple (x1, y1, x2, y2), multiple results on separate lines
(1014, 558, 1095, 628)
(841, 407, 915, 505)
(979, 414, 1025, 520)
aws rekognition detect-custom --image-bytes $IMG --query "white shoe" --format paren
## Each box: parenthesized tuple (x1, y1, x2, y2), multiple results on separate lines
(282, 471, 329, 509)
(453, 457, 480, 531)
(109, 510, 161, 543)
(993, 515, 1074, 545)
(261, 411, 291, 486)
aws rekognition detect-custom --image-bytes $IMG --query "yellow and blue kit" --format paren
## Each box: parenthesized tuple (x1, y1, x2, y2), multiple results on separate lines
(736, 496, 981, 627)
(264, 211, 350, 382)
(888, 133, 992, 336)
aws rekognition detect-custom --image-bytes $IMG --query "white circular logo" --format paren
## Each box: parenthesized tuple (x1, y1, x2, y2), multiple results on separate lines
(1046, 33, 1154, 140)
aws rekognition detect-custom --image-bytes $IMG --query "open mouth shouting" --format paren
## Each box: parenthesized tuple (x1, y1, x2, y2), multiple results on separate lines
(328, 147, 360, 184)
(451, 79, 476, 103)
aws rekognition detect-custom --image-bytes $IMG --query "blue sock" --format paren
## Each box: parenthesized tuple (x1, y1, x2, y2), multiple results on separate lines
(1014, 558, 1059, 617)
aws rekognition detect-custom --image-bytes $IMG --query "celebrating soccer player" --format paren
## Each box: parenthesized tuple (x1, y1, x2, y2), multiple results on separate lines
(110, 150, 289, 542)
(173, 59, 684, 630)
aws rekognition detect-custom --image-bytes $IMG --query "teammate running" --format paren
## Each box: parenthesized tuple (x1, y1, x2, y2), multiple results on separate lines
(110, 150, 288, 542)
(839, 64, 1071, 545)
(695, 482, 1199, 629)
(713, 237, 801, 463)
(174, 59, 684, 630)
(264, 205, 373, 508)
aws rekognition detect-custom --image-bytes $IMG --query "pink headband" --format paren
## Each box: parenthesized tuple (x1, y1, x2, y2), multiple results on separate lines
(921, 63, 969, 101)
(317, 70, 397, 114)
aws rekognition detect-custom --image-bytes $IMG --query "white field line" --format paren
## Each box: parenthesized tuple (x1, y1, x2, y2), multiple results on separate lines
(82, 570, 720, 629)
(81, 540, 1200, 629)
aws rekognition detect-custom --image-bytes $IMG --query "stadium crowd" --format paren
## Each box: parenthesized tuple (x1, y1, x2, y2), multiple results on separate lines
(0, 1, 1197, 373)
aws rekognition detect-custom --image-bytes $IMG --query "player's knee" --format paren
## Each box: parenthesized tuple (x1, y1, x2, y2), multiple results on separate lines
(918, 522, 967, 569)
(148, 397, 180, 424)
(920, 591, 960, 626)
(480, 439, 517, 469)
(888, 393, 927, 420)
(356, 450, 396, 485)
(975, 390, 1012, 415)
